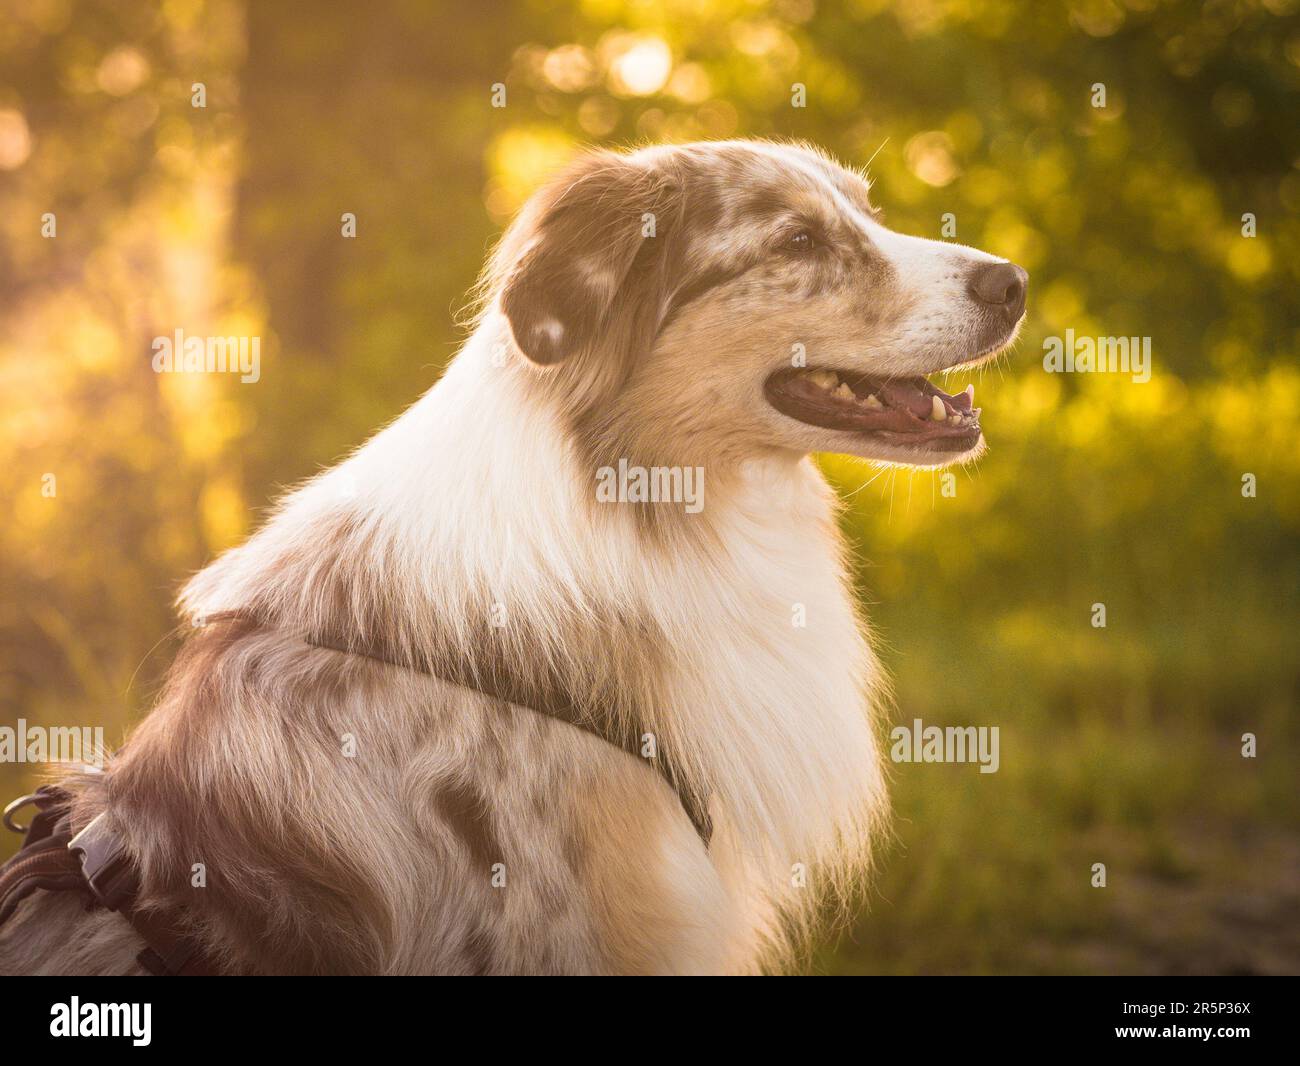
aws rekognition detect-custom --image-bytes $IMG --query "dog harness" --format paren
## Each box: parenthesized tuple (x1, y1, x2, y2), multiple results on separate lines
(0, 612, 712, 975)
(207, 609, 713, 844)
(0, 786, 217, 975)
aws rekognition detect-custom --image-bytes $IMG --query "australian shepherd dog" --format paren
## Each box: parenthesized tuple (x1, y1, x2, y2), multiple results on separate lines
(0, 140, 1025, 975)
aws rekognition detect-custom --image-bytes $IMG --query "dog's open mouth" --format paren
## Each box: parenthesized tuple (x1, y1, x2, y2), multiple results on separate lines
(764, 367, 982, 452)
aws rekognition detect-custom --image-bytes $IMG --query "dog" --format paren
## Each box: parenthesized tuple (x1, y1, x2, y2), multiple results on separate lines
(0, 139, 1025, 975)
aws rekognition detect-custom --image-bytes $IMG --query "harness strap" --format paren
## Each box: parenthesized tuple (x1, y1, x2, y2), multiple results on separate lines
(203, 610, 714, 845)
(0, 609, 714, 975)
(66, 811, 217, 975)
(0, 789, 218, 975)
(0, 835, 86, 925)
(0, 786, 85, 925)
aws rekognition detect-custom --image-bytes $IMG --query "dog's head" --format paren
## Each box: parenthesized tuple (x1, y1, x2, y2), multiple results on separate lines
(490, 140, 1026, 469)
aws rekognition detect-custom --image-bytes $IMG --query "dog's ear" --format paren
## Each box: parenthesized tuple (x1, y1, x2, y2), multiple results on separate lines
(499, 152, 680, 372)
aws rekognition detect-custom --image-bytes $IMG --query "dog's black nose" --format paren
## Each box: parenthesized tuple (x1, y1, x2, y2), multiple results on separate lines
(967, 261, 1028, 320)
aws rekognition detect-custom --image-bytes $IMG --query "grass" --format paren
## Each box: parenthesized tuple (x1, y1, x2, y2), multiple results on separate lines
(815, 594, 1299, 975)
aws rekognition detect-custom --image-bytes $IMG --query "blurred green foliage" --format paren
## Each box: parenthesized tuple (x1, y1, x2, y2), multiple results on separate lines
(1, 0, 1297, 973)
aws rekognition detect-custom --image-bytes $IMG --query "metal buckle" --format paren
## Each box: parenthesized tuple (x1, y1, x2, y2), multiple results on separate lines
(2, 792, 41, 833)
(67, 812, 139, 911)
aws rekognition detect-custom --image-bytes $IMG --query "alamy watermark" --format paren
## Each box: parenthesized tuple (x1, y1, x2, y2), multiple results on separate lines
(890, 718, 1000, 774)
(0, 718, 105, 769)
(595, 459, 704, 514)
(1043, 329, 1150, 383)
(151, 328, 261, 383)
(50, 998, 150, 1046)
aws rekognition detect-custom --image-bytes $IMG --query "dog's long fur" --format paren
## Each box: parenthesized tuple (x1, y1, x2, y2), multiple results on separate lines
(1, 140, 1023, 975)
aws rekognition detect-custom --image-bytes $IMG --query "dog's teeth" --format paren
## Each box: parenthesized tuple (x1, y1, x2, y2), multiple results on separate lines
(964, 384, 975, 402)
(930, 395, 947, 421)
(864, 393, 883, 409)
(806, 369, 839, 391)
(948, 413, 962, 425)
(833, 382, 855, 401)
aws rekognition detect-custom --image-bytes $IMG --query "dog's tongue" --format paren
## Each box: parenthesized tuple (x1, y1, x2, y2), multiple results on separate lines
(872, 378, 972, 418)
(876, 379, 931, 418)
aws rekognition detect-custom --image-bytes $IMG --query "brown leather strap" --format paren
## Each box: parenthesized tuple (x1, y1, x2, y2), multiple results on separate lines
(0, 792, 219, 976)
(202, 609, 714, 845)
(0, 834, 86, 924)
(67, 812, 220, 975)
(126, 905, 216, 976)
(0, 786, 85, 924)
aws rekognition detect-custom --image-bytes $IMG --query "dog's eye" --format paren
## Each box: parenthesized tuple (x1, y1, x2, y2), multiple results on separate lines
(783, 230, 816, 254)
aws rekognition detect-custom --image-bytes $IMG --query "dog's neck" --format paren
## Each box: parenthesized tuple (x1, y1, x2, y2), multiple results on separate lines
(180, 318, 886, 908)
